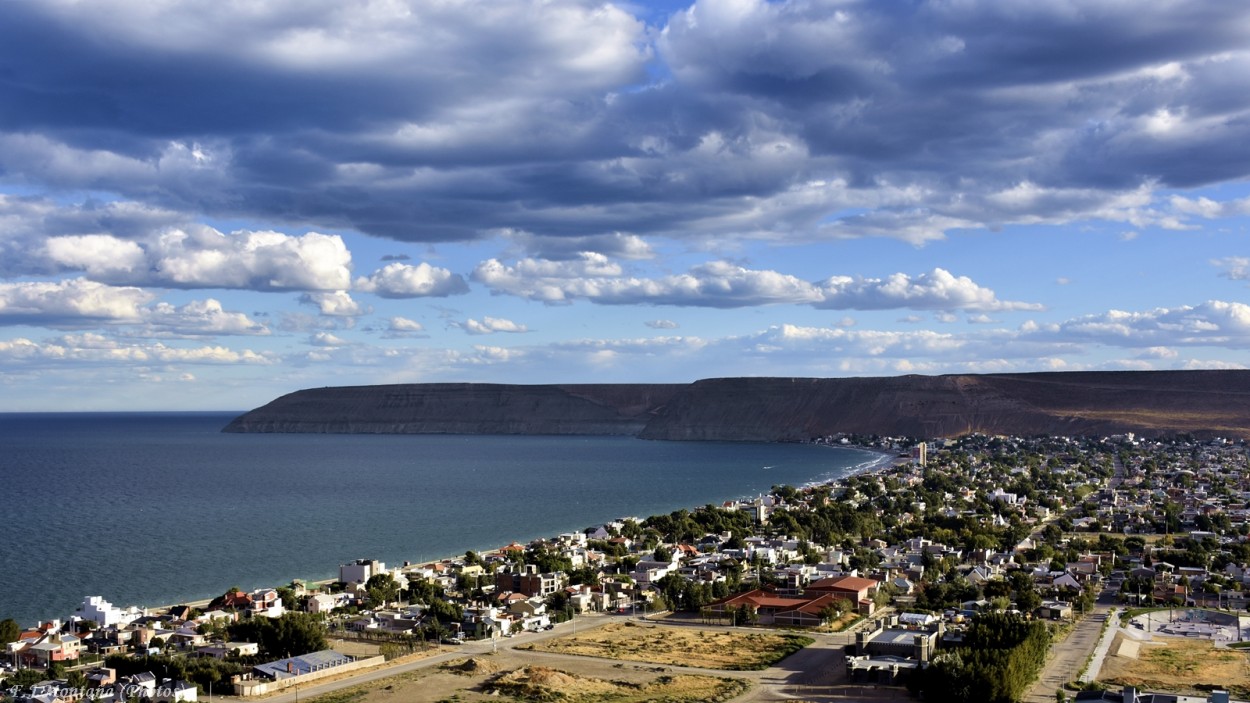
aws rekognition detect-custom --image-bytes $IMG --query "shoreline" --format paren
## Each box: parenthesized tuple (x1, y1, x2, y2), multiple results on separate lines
(24, 442, 902, 628)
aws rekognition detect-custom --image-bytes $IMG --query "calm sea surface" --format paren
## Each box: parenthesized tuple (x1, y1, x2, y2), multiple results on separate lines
(0, 412, 886, 626)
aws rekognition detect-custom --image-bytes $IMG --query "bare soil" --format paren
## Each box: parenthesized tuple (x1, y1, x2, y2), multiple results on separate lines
(1099, 634, 1250, 697)
(303, 650, 750, 703)
(519, 621, 810, 670)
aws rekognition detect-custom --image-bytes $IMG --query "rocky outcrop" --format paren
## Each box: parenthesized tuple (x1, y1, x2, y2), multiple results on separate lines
(223, 370, 1250, 440)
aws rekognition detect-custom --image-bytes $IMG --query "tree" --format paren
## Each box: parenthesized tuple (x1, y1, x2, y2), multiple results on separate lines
(66, 670, 88, 690)
(275, 586, 299, 611)
(365, 573, 401, 609)
(228, 612, 327, 658)
(653, 545, 673, 563)
(0, 618, 19, 644)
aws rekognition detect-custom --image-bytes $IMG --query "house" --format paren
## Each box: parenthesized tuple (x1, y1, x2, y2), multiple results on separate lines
(339, 559, 385, 585)
(78, 596, 142, 628)
(805, 575, 879, 614)
(1037, 601, 1074, 620)
(496, 565, 563, 597)
(20, 633, 82, 668)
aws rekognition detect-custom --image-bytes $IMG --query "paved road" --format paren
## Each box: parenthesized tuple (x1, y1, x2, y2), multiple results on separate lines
(1024, 608, 1109, 703)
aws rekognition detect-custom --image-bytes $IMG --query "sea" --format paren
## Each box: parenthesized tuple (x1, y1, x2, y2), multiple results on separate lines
(0, 412, 889, 627)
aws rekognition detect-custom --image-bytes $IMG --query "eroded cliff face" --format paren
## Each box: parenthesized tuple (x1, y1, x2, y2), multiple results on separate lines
(223, 371, 1250, 440)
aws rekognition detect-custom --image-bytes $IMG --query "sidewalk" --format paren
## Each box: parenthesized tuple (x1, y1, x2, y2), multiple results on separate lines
(1081, 607, 1119, 683)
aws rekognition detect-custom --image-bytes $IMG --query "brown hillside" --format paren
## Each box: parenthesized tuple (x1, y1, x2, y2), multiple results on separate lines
(223, 371, 1250, 440)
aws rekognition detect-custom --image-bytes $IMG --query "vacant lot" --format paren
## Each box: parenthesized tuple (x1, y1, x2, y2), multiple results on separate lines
(488, 665, 747, 702)
(520, 621, 812, 670)
(1100, 635, 1250, 697)
(304, 654, 750, 703)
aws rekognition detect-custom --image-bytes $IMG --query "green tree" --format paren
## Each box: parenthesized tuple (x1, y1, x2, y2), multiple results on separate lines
(228, 612, 327, 658)
(0, 618, 19, 644)
(365, 573, 401, 609)
(275, 586, 299, 611)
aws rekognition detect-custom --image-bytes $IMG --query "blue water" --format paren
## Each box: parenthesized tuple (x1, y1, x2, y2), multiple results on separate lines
(0, 413, 886, 626)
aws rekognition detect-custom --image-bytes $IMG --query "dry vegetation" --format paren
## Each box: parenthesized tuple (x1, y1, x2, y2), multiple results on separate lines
(520, 621, 812, 670)
(486, 666, 748, 703)
(1099, 635, 1250, 697)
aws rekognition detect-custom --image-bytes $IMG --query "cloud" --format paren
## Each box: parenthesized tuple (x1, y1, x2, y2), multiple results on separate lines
(1214, 257, 1250, 282)
(0, 278, 273, 339)
(27, 220, 355, 291)
(1024, 300, 1250, 348)
(458, 316, 529, 335)
(815, 268, 1041, 312)
(645, 319, 679, 329)
(501, 230, 656, 260)
(354, 262, 470, 298)
(0, 1, 1244, 248)
(476, 256, 1034, 311)
(300, 290, 366, 317)
(0, 279, 154, 325)
(309, 331, 349, 347)
(0, 334, 273, 365)
(144, 298, 270, 337)
(388, 317, 425, 333)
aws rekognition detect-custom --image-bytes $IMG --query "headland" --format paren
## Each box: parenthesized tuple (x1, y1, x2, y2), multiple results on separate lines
(222, 370, 1250, 440)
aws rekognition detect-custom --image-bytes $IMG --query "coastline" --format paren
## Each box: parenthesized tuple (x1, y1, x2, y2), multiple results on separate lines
(35, 441, 903, 628)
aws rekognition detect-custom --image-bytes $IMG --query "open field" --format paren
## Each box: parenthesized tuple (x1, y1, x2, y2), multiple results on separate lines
(518, 621, 812, 670)
(303, 653, 751, 703)
(487, 666, 747, 702)
(1099, 634, 1250, 697)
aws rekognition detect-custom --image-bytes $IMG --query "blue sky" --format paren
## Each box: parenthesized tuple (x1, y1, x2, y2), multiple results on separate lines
(2, 0, 1250, 411)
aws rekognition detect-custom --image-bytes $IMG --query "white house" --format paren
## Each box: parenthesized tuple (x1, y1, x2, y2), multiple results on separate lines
(78, 596, 143, 628)
(340, 559, 385, 585)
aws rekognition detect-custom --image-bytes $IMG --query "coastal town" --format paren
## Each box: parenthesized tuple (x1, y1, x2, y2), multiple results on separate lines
(5, 433, 1250, 703)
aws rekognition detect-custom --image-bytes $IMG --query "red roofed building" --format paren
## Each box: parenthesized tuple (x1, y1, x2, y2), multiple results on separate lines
(804, 575, 879, 615)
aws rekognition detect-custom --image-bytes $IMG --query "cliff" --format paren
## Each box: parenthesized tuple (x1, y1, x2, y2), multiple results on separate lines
(223, 370, 1250, 440)
(222, 383, 685, 435)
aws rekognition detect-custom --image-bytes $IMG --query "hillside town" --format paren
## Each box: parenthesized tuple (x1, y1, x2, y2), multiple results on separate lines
(4, 433, 1250, 702)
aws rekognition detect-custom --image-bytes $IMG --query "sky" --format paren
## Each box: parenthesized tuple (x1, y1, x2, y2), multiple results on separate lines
(3, 0, 1250, 411)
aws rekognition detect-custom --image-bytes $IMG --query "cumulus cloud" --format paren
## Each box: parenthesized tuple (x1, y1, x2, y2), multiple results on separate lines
(388, 317, 425, 333)
(309, 332, 349, 347)
(645, 319, 679, 329)
(354, 262, 470, 298)
(476, 256, 1036, 312)
(0, 334, 273, 365)
(300, 290, 366, 316)
(28, 220, 354, 292)
(458, 316, 529, 335)
(145, 299, 270, 337)
(0, 279, 153, 325)
(815, 269, 1042, 312)
(1024, 300, 1250, 348)
(0, 278, 270, 337)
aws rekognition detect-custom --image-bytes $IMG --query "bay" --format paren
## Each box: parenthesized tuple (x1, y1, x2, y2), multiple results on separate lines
(0, 412, 886, 626)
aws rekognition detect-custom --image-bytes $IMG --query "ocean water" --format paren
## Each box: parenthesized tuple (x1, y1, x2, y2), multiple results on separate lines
(0, 412, 886, 626)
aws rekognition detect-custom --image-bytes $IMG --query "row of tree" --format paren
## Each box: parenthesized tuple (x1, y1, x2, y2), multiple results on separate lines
(909, 612, 1051, 703)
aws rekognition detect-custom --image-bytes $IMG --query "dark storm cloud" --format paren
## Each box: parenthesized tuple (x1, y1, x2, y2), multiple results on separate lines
(1, 0, 1248, 244)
